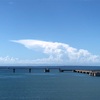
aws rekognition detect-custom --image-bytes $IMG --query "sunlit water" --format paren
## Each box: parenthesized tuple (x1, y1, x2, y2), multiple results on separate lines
(0, 68, 100, 100)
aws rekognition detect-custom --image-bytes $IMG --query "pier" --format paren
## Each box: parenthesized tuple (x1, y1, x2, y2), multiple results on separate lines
(0, 66, 100, 77)
(8, 68, 100, 77)
(73, 70, 100, 76)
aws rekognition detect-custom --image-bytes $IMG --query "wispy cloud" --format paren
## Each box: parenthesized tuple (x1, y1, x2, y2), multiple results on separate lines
(11, 39, 100, 65)
(0, 56, 19, 65)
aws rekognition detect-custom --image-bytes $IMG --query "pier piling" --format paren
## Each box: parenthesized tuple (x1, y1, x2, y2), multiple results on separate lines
(13, 68, 15, 73)
(29, 68, 31, 73)
(44, 68, 50, 72)
(59, 68, 64, 72)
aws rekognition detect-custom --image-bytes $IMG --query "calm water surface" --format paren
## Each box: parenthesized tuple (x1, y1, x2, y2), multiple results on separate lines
(0, 69, 100, 100)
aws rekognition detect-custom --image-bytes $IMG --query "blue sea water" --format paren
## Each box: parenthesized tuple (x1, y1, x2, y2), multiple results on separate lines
(0, 68, 100, 100)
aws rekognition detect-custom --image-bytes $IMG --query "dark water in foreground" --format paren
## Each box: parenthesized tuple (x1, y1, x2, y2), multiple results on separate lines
(0, 68, 100, 100)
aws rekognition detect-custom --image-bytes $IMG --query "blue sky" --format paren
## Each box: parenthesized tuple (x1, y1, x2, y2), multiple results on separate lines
(0, 0, 100, 65)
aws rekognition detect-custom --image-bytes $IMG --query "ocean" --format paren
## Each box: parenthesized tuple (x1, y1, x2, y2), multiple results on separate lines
(0, 67, 100, 100)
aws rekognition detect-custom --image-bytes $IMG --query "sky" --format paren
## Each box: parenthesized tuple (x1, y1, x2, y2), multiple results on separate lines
(0, 0, 100, 66)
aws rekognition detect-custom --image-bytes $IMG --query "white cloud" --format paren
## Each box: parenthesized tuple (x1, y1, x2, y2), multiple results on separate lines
(0, 56, 19, 65)
(11, 39, 100, 65)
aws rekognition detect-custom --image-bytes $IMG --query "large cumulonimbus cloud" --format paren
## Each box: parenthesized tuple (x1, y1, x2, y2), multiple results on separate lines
(11, 39, 100, 65)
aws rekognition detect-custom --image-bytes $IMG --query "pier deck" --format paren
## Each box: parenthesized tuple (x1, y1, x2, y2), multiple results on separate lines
(73, 70, 100, 76)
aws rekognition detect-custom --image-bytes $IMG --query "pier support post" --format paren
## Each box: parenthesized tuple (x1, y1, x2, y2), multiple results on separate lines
(44, 68, 50, 72)
(59, 68, 64, 72)
(73, 70, 76, 72)
(13, 68, 15, 73)
(29, 68, 31, 73)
